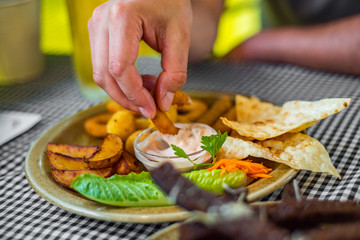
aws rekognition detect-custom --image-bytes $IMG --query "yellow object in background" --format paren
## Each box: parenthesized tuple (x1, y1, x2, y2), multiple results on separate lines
(213, 0, 261, 57)
(66, 0, 108, 100)
(41, 0, 72, 54)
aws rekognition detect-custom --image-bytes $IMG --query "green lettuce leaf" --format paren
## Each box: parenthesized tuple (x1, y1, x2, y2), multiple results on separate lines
(70, 172, 172, 207)
(183, 169, 246, 194)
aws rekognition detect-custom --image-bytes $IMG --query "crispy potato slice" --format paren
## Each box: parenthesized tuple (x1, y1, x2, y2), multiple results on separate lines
(47, 144, 98, 170)
(114, 150, 145, 175)
(47, 143, 98, 158)
(197, 95, 233, 125)
(177, 99, 208, 123)
(106, 110, 136, 141)
(223, 95, 351, 140)
(84, 113, 112, 138)
(172, 90, 192, 106)
(52, 168, 113, 187)
(212, 106, 236, 133)
(87, 134, 123, 169)
(47, 151, 90, 170)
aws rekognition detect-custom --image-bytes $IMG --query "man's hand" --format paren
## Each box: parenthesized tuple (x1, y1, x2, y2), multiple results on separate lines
(225, 14, 360, 76)
(88, 0, 192, 118)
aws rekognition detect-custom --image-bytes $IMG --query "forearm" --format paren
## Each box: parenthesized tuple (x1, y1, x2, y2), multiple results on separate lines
(189, 0, 224, 62)
(226, 14, 360, 75)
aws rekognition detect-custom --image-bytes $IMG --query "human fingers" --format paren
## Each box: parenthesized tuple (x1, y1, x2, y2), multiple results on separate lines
(155, 23, 191, 112)
(89, 4, 138, 112)
(107, 3, 156, 118)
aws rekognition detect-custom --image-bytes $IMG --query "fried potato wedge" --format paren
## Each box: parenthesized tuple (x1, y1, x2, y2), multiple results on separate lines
(47, 151, 91, 170)
(87, 134, 123, 169)
(151, 107, 179, 135)
(114, 150, 145, 175)
(198, 95, 233, 125)
(84, 113, 112, 138)
(222, 95, 351, 140)
(47, 143, 98, 158)
(172, 90, 192, 106)
(52, 168, 113, 188)
(177, 99, 208, 123)
(47, 144, 98, 170)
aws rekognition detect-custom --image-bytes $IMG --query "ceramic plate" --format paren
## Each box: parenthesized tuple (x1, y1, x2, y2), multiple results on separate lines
(25, 90, 298, 223)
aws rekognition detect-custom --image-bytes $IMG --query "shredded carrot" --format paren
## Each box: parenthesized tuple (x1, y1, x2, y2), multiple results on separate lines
(207, 159, 272, 179)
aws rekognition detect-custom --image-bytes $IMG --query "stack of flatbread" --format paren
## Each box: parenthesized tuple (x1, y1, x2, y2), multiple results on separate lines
(218, 95, 351, 179)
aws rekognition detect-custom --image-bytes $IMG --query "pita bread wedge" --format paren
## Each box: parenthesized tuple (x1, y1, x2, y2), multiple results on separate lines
(222, 96, 350, 140)
(217, 134, 340, 178)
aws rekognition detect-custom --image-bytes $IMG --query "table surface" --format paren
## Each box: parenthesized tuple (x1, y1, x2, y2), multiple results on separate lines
(1, 56, 360, 240)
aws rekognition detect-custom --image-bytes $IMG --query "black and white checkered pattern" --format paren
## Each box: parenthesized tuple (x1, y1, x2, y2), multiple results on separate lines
(1, 56, 359, 239)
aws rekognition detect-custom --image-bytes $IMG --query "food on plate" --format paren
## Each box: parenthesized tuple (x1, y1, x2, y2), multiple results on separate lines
(106, 110, 136, 141)
(86, 134, 123, 169)
(70, 172, 172, 207)
(149, 91, 190, 135)
(172, 90, 193, 106)
(134, 117, 152, 130)
(106, 99, 140, 116)
(217, 133, 340, 178)
(151, 163, 360, 240)
(212, 106, 236, 133)
(222, 95, 351, 140)
(47, 92, 351, 209)
(151, 162, 233, 212)
(47, 144, 98, 170)
(113, 150, 145, 175)
(165, 105, 178, 123)
(106, 99, 127, 113)
(52, 168, 113, 188)
(135, 123, 216, 172)
(197, 95, 232, 125)
(151, 106, 179, 135)
(84, 113, 112, 138)
(138, 123, 214, 157)
(177, 99, 208, 123)
(183, 169, 247, 194)
(125, 130, 143, 156)
(207, 159, 272, 179)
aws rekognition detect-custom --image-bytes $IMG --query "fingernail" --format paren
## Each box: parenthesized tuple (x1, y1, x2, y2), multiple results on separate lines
(161, 92, 174, 111)
(139, 107, 151, 119)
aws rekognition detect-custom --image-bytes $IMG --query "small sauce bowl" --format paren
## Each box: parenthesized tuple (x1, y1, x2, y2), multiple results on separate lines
(134, 123, 216, 173)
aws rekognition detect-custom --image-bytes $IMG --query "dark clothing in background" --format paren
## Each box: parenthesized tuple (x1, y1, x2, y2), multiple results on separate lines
(262, 0, 360, 27)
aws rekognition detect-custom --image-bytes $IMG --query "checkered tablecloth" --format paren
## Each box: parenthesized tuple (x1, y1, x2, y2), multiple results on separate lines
(1, 56, 359, 239)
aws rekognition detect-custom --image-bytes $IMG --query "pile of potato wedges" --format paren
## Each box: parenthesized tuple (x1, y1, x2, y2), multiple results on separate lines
(47, 134, 144, 187)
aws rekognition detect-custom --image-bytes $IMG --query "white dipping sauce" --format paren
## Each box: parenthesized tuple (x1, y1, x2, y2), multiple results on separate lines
(138, 123, 213, 159)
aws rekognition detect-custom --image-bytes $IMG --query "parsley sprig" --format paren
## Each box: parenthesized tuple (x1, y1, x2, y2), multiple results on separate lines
(171, 131, 228, 170)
